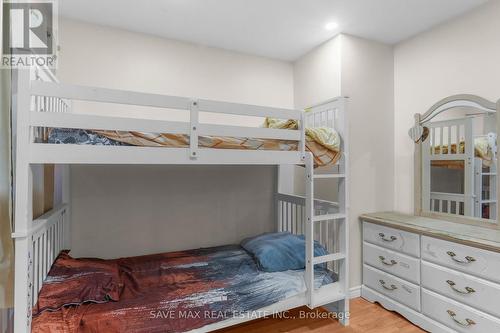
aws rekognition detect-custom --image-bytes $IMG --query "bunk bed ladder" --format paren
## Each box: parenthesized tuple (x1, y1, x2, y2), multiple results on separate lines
(304, 152, 349, 323)
(304, 98, 349, 325)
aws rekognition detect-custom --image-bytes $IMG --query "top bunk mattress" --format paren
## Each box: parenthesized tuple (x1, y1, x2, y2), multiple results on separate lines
(47, 126, 342, 167)
(31, 245, 337, 333)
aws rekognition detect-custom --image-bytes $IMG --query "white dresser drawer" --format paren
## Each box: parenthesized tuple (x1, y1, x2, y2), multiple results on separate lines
(363, 242, 420, 284)
(422, 289, 500, 333)
(363, 222, 420, 257)
(421, 261, 500, 318)
(363, 264, 420, 311)
(422, 236, 500, 283)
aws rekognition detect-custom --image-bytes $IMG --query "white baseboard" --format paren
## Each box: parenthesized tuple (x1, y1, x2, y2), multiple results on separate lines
(349, 285, 361, 298)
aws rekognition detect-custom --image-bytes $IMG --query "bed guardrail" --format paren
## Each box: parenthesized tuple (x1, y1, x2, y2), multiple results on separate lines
(12, 204, 68, 314)
(429, 192, 465, 216)
(275, 193, 339, 232)
(275, 193, 341, 267)
(27, 78, 306, 161)
(30, 65, 72, 143)
(425, 118, 472, 160)
(33, 95, 71, 142)
(304, 103, 338, 130)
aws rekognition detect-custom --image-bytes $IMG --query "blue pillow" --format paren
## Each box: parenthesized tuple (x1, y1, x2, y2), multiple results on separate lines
(241, 232, 328, 272)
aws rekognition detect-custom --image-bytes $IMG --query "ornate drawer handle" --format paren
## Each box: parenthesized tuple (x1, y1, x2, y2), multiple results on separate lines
(446, 251, 476, 264)
(446, 280, 476, 294)
(378, 233, 397, 242)
(379, 256, 397, 266)
(447, 310, 476, 327)
(379, 279, 397, 291)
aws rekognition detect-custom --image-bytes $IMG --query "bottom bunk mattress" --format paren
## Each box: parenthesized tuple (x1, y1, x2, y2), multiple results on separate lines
(32, 245, 336, 333)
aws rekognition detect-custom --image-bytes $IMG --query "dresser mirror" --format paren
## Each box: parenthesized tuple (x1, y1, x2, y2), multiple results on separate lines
(412, 95, 500, 225)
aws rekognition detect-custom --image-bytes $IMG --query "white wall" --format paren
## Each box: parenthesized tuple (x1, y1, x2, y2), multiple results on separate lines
(291, 36, 342, 202)
(70, 165, 276, 258)
(340, 35, 395, 288)
(293, 34, 394, 288)
(394, 0, 500, 213)
(294, 36, 342, 109)
(58, 19, 294, 125)
(57, 19, 294, 258)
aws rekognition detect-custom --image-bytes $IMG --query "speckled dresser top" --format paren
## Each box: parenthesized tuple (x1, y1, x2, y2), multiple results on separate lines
(361, 211, 500, 253)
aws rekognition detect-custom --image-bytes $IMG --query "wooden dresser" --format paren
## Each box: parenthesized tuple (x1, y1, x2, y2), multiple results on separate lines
(361, 212, 500, 333)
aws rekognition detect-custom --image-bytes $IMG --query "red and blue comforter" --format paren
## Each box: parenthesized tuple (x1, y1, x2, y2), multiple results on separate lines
(32, 245, 336, 332)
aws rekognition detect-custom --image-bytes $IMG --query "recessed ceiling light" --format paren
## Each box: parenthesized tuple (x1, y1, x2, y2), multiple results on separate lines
(324, 22, 339, 31)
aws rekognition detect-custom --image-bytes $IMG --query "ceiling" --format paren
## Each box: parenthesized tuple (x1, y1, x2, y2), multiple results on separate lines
(59, 0, 489, 61)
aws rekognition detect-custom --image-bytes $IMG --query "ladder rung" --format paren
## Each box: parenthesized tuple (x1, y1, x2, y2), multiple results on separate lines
(312, 252, 345, 265)
(312, 213, 346, 222)
(313, 174, 345, 179)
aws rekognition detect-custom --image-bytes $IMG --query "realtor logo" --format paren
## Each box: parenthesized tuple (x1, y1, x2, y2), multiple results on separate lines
(2, 0, 57, 68)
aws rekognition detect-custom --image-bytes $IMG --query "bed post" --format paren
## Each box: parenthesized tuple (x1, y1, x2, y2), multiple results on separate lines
(463, 117, 474, 216)
(304, 152, 314, 308)
(13, 69, 34, 333)
(336, 97, 349, 326)
(321, 97, 349, 325)
(303, 97, 349, 325)
(62, 165, 71, 248)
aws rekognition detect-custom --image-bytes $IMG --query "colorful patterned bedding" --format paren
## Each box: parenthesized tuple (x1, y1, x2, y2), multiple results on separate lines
(47, 126, 341, 167)
(32, 245, 337, 333)
(431, 136, 495, 169)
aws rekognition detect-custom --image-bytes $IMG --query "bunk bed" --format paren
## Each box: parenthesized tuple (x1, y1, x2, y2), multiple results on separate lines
(422, 103, 497, 220)
(11, 66, 349, 333)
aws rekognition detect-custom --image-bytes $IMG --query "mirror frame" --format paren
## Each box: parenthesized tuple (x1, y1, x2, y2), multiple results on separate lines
(413, 94, 500, 228)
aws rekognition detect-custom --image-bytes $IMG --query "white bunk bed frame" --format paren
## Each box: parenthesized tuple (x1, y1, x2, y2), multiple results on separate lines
(11, 67, 350, 333)
(421, 96, 497, 221)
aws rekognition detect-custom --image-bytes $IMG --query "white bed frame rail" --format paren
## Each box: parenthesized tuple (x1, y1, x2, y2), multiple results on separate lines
(12, 67, 349, 332)
(25, 70, 306, 165)
(429, 192, 465, 216)
(12, 205, 68, 310)
(305, 98, 343, 130)
(276, 193, 341, 254)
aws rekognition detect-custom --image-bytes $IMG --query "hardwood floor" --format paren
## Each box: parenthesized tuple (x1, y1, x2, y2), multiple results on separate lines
(216, 298, 425, 333)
